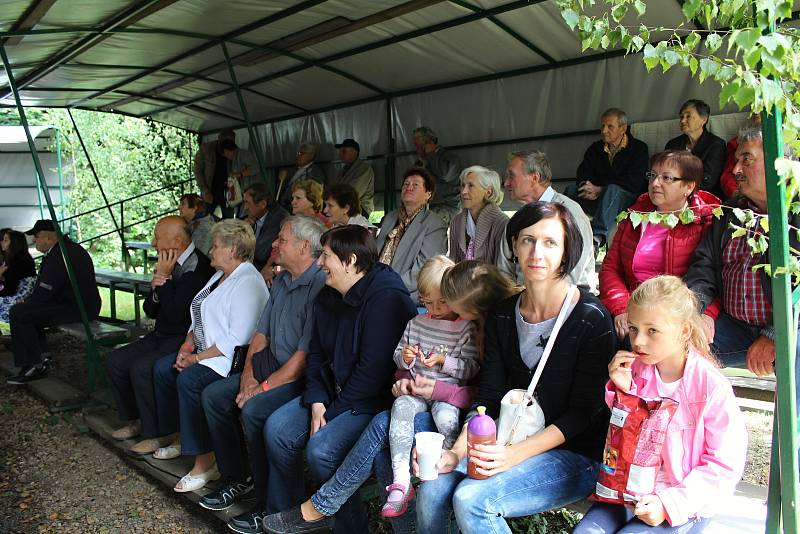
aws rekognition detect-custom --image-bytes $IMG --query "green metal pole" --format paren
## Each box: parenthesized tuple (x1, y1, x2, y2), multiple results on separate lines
(0, 43, 103, 391)
(56, 128, 64, 226)
(384, 97, 397, 213)
(220, 41, 271, 193)
(767, 408, 783, 533)
(762, 105, 799, 533)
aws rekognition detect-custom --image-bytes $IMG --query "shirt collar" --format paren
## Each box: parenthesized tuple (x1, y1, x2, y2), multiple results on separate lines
(539, 186, 555, 202)
(282, 261, 322, 290)
(177, 242, 195, 266)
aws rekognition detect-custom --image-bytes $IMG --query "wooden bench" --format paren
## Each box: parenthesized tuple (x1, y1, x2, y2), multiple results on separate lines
(94, 268, 152, 326)
(58, 320, 130, 347)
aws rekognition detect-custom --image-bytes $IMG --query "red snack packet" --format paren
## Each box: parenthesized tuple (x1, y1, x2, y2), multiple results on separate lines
(592, 389, 679, 505)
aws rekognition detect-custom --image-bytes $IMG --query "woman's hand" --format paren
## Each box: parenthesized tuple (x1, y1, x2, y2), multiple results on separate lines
(310, 402, 327, 436)
(613, 313, 629, 339)
(634, 494, 666, 526)
(391, 378, 413, 398)
(174, 352, 193, 372)
(412, 447, 460, 478)
(409, 375, 435, 400)
(609, 351, 636, 391)
(467, 442, 519, 477)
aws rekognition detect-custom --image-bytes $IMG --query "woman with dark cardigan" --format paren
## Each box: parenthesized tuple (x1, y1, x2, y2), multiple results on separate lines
(263, 225, 417, 533)
(664, 99, 726, 196)
(0, 230, 37, 323)
(415, 202, 616, 534)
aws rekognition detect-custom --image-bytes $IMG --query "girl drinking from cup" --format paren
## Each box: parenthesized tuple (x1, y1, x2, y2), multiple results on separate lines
(574, 275, 747, 533)
(383, 255, 480, 518)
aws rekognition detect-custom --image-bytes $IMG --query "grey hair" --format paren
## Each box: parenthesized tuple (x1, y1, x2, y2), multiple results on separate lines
(602, 107, 628, 126)
(299, 143, 318, 157)
(509, 149, 552, 185)
(738, 123, 797, 160)
(413, 126, 438, 145)
(281, 215, 326, 257)
(459, 165, 504, 205)
(211, 219, 255, 263)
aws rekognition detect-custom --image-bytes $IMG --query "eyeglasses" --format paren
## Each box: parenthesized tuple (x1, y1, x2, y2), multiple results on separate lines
(646, 171, 684, 184)
(402, 181, 425, 190)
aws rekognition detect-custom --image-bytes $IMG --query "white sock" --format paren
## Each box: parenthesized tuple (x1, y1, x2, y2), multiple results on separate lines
(388, 473, 411, 502)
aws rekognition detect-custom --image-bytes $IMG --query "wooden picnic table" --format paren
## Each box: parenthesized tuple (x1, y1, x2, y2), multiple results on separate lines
(95, 267, 152, 327)
(124, 241, 155, 273)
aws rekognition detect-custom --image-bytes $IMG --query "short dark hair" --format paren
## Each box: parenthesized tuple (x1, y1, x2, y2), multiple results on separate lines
(402, 167, 436, 196)
(220, 139, 237, 151)
(680, 99, 711, 121)
(179, 193, 205, 212)
(245, 182, 272, 205)
(505, 202, 583, 279)
(324, 183, 361, 217)
(320, 224, 378, 274)
(650, 150, 704, 193)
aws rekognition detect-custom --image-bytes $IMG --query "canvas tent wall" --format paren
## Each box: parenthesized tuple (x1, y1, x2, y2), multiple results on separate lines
(0, 125, 69, 231)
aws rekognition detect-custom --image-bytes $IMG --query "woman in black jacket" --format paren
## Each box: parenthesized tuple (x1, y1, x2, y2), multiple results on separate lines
(0, 230, 36, 323)
(416, 202, 616, 534)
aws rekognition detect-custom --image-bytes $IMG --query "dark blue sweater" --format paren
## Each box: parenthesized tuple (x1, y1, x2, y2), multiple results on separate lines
(303, 263, 417, 421)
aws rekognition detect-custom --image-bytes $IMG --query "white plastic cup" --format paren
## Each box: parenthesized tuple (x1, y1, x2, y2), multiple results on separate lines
(415, 431, 445, 481)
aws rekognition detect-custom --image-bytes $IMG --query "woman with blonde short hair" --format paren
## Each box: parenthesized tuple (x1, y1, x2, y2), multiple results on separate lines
(291, 180, 330, 227)
(152, 218, 269, 493)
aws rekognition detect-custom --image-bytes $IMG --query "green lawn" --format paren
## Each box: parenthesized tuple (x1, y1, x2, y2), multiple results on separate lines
(98, 286, 144, 322)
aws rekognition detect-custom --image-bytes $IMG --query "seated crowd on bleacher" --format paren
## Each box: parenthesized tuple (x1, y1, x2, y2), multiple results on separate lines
(1, 102, 793, 534)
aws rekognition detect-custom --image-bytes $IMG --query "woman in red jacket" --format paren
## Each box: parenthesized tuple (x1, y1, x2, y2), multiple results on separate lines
(600, 150, 720, 340)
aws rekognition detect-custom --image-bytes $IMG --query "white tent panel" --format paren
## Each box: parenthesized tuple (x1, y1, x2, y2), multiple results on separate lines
(219, 56, 306, 86)
(130, 0, 288, 37)
(248, 66, 378, 110)
(33, 64, 162, 91)
(75, 33, 208, 67)
(33, 0, 131, 27)
(493, 3, 583, 61)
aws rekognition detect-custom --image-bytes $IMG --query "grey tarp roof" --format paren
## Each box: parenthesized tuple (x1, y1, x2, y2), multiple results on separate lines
(0, 0, 698, 134)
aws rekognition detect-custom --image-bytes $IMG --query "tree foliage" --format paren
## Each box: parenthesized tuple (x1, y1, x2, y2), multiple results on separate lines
(0, 108, 195, 269)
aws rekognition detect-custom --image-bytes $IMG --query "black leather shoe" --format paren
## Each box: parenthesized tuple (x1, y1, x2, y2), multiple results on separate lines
(262, 505, 333, 534)
(7, 365, 47, 385)
(228, 508, 268, 534)
(199, 477, 254, 510)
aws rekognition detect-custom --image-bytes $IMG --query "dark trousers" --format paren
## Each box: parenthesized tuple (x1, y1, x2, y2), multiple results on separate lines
(201, 373, 302, 507)
(104, 332, 183, 437)
(574, 502, 711, 533)
(153, 354, 223, 455)
(10, 300, 77, 367)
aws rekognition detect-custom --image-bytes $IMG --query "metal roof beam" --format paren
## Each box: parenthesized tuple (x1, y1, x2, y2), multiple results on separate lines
(0, 0, 180, 100)
(447, 0, 555, 62)
(103, 0, 444, 110)
(141, 0, 542, 118)
(67, 0, 330, 109)
(3, 0, 58, 46)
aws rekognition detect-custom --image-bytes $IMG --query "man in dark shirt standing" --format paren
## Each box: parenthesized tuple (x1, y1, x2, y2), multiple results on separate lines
(194, 128, 235, 218)
(566, 108, 649, 249)
(7, 220, 101, 384)
(412, 126, 462, 224)
(105, 216, 214, 453)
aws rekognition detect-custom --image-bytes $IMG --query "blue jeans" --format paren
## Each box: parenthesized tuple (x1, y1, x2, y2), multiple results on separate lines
(308, 410, 436, 534)
(201, 373, 302, 506)
(565, 183, 637, 245)
(264, 397, 373, 531)
(416, 448, 598, 534)
(574, 502, 711, 533)
(152, 354, 223, 455)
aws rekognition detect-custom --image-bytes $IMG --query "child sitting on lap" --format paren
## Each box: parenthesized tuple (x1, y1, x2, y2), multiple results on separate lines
(383, 255, 479, 519)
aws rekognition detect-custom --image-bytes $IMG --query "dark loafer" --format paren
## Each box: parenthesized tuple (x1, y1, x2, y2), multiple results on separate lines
(200, 477, 254, 511)
(262, 505, 333, 534)
(228, 508, 267, 534)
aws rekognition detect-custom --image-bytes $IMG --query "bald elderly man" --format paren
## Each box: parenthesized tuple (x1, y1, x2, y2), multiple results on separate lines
(105, 216, 214, 453)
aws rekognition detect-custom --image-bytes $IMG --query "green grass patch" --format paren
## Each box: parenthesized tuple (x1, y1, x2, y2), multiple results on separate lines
(98, 286, 144, 322)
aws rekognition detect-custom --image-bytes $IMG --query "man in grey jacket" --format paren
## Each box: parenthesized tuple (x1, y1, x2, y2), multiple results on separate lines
(500, 150, 596, 292)
(413, 126, 462, 224)
(329, 138, 374, 216)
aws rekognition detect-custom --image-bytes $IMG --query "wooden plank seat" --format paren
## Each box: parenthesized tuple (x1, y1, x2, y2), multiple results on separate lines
(57, 320, 130, 346)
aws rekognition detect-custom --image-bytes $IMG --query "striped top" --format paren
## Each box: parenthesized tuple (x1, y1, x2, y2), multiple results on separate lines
(392, 314, 479, 384)
(190, 278, 220, 352)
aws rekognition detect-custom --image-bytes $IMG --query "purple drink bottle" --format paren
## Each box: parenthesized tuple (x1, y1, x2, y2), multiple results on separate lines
(467, 406, 496, 480)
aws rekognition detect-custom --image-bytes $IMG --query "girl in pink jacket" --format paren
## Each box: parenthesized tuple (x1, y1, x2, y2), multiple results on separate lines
(574, 275, 747, 533)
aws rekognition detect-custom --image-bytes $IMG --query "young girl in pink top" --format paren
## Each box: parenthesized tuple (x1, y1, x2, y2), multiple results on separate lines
(574, 275, 747, 533)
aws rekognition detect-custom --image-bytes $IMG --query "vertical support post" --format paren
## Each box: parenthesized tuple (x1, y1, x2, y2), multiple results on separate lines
(384, 97, 397, 213)
(220, 41, 271, 192)
(0, 44, 102, 392)
(121, 202, 128, 271)
(56, 128, 64, 226)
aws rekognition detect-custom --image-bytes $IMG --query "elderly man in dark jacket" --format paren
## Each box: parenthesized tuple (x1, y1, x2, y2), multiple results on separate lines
(7, 220, 101, 384)
(104, 216, 214, 453)
(684, 125, 799, 382)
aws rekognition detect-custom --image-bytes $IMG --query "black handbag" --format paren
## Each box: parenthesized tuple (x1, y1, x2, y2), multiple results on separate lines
(229, 344, 249, 377)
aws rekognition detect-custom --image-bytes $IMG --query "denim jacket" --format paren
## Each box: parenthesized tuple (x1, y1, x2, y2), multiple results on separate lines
(605, 350, 748, 526)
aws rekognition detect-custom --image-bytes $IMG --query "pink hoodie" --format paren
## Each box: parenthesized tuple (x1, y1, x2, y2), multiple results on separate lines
(605, 350, 748, 526)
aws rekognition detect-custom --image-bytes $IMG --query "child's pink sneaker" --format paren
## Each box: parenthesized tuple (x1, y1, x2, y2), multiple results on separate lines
(380, 483, 416, 518)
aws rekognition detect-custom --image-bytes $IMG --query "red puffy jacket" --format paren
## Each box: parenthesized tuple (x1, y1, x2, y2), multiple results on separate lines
(599, 190, 721, 318)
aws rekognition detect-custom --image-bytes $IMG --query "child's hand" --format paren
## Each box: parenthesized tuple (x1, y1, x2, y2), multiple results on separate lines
(608, 351, 636, 391)
(401, 345, 419, 365)
(421, 352, 445, 368)
(634, 494, 666, 526)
